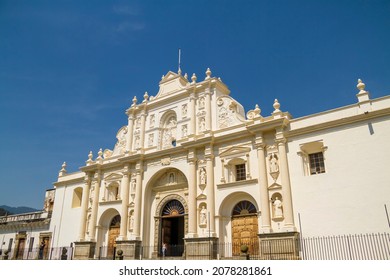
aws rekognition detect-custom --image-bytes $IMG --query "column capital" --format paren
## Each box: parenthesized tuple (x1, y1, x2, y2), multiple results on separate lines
(255, 142, 266, 150)
(275, 137, 287, 145)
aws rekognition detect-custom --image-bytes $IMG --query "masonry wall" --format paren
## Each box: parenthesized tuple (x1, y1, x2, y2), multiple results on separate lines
(288, 115, 390, 236)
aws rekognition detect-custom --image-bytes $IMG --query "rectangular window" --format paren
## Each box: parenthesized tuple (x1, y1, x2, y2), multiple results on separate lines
(28, 237, 34, 252)
(309, 152, 325, 175)
(235, 164, 246, 181)
(8, 238, 13, 252)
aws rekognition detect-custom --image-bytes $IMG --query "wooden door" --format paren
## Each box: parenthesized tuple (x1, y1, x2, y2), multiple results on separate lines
(16, 238, 26, 260)
(231, 215, 259, 256)
(107, 227, 120, 259)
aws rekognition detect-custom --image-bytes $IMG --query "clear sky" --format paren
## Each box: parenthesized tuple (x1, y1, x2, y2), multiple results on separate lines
(1, 0, 389, 209)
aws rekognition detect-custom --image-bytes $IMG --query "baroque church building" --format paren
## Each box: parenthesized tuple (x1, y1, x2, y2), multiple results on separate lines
(1, 68, 390, 260)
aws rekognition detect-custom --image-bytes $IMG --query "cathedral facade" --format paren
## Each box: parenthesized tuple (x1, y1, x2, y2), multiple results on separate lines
(1, 69, 390, 260)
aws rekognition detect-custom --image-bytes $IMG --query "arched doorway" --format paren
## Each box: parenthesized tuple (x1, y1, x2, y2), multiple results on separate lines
(231, 200, 259, 256)
(107, 215, 121, 259)
(160, 199, 185, 257)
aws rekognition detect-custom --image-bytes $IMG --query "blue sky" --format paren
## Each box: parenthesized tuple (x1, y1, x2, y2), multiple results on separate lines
(1, 0, 389, 209)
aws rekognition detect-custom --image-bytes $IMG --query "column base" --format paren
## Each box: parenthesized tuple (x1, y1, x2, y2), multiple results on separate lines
(184, 237, 219, 260)
(258, 232, 300, 260)
(73, 241, 96, 260)
(115, 240, 142, 260)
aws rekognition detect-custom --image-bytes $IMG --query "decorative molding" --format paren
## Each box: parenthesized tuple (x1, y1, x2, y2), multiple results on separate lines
(217, 178, 258, 189)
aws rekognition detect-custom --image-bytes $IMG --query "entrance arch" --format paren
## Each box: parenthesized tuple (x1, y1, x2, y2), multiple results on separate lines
(96, 208, 120, 259)
(107, 215, 121, 259)
(155, 195, 188, 257)
(160, 200, 185, 256)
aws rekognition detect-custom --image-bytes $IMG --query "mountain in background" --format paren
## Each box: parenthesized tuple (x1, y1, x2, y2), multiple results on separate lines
(0, 205, 40, 215)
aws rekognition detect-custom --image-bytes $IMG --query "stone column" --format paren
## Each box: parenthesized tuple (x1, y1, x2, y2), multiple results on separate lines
(126, 113, 135, 153)
(189, 92, 196, 136)
(256, 137, 272, 233)
(276, 135, 296, 231)
(119, 165, 130, 240)
(205, 88, 212, 131)
(205, 145, 216, 235)
(88, 171, 101, 241)
(78, 173, 92, 241)
(132, 165, 143, 239)
(187, 148, 197, 237)
(139, 109, 147, 150)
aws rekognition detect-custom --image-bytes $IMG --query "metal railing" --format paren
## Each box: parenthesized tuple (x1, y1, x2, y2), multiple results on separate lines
(1, 246, 73, 260)
(0, 211, 48, 224)
(300, 232, 390, 260)
(3, 232, 389, 260)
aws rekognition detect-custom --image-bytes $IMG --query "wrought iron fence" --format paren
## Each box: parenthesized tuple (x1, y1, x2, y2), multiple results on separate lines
(1, 246, 74, 260)
(300, 232, 390, 260)
(2, 232, 389, 260)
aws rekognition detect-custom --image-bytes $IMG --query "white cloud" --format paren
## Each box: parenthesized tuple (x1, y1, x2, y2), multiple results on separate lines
(115, 21, 145, 33)
(113, 5, 140, 16)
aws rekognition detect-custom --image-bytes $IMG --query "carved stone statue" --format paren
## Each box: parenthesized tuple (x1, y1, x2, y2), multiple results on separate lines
(269, 154, 279, 173)
(182, 104, 187, 118)
(182, 125, 188, 137)
(131, 179, 136, 193)
(199, 118, 206, 132)
(200, 206, 207, 225)
(200, 167, 207, 185)
(273, 197, 283, 218)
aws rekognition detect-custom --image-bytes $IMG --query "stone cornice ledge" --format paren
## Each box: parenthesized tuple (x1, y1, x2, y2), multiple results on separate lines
(217, 178, 258, 189)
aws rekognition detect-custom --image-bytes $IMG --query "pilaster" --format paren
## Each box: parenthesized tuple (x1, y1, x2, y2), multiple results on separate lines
(205, 145, 216, 236)
(132, 163, 143, 240)
(87, 171, 101, 241)
(78, 173, 93, 241)
(275, 130, 296, 232)
(118, 165, 131, 240)
(187, 148, 198, 238)
(255, 135, 272, 233)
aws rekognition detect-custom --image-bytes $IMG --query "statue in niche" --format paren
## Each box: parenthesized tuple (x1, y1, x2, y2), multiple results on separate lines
(131, 179, 136, 193)
(182, 104, 187, 118)
(273, 197, 283, 218)
(199, 97, 205, 108)
(86, 214, 91, 234)
(168, 172, 175, 184)
(128, 212, 134, 231)
(162, 116, 177, 148)
(182, 125, 187, 137)
(148, 133, 154, 147)
(150, 114, 155, 127)
(200, 206, 207, 226)
(269, 154, 279, 173)
(199, 118, 206, 132)
(89, 186, 94, 209)
(135, 136, 140, 149)
(200, 167, 207, 185)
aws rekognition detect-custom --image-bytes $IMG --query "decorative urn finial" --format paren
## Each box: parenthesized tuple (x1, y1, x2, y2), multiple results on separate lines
(191, 73, 197, 84)
(205, 68, 211, 80)
(273, 99, 281, 113)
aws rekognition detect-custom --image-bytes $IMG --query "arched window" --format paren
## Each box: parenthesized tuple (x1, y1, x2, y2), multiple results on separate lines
(162, 200, 185, 216)
(72, 187, 83, 208)
(232, 200, 257, 216)
(160, 112, 177, 149)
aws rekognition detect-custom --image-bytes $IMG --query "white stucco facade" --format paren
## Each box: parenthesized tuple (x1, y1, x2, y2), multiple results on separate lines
(1, 71, 390, 260)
